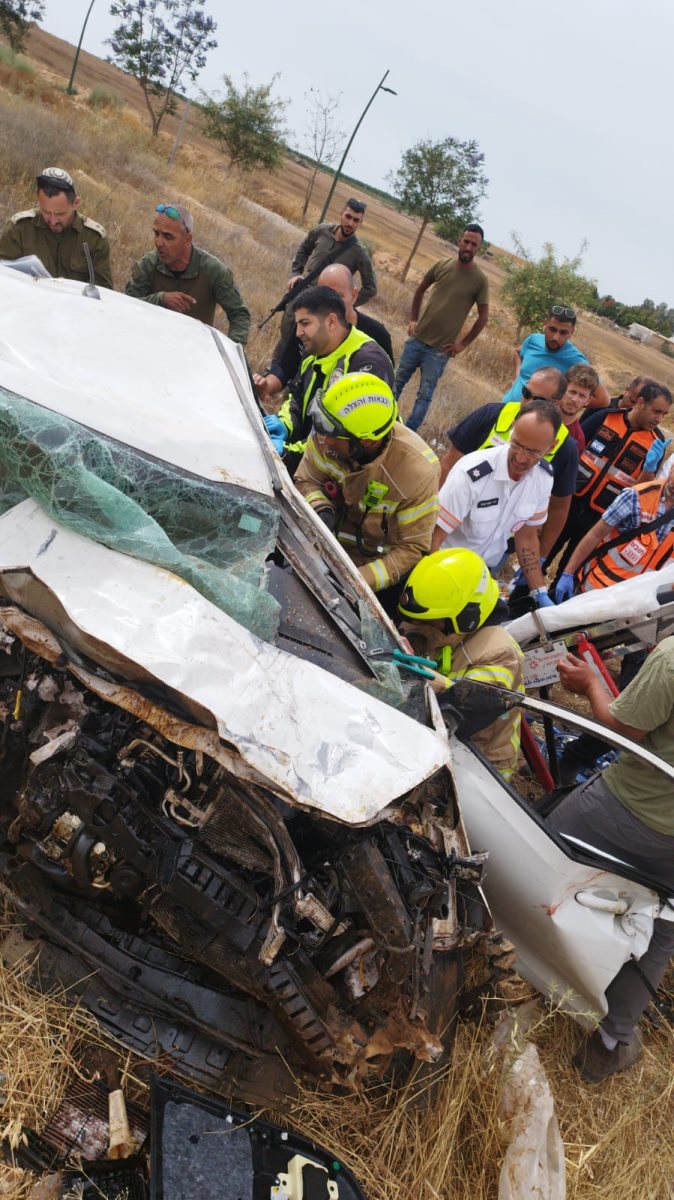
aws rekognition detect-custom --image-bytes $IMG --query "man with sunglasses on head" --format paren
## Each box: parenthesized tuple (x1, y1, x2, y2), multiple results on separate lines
(503, 305, 609, 413)
(432, 399, 562, 609)
(0, 166, 113, 289)
(125, 204, 250, 342)
(439, 367, 578, 562)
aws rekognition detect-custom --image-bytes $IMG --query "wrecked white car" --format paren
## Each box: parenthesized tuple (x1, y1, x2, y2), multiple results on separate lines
(0, 266, 670, 1103)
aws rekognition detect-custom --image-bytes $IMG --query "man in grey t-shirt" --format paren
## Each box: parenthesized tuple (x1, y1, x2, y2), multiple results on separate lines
(395, 223, 489, 432)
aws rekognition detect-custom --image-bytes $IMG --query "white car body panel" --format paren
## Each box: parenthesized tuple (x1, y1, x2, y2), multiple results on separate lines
(0, 500, 450, 823)
(450, 740, 662, 1021)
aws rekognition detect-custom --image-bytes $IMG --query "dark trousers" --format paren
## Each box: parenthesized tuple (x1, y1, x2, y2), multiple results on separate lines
(547, 773, 674, 1041)
(544, 499, 598, 582)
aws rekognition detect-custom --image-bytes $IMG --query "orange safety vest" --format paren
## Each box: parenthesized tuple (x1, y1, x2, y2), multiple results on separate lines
(581, 480, 674, 590)
(575, 410, 656, 514)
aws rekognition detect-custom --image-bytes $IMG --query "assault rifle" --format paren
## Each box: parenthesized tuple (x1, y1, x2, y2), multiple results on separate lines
(258, 239, 357, 329)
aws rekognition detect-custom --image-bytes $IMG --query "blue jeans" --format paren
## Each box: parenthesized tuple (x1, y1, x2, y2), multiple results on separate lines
(394, 337, 450, 431)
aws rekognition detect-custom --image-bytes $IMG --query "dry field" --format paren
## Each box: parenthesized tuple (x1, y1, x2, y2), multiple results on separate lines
(0, 31, 673, 1200)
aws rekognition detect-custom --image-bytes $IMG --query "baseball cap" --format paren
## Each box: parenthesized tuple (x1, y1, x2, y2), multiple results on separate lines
(36, 167, 74, 192)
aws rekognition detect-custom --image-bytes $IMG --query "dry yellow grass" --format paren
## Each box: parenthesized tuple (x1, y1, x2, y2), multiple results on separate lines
(0, 44, 673, 1200)
(1, 960, 672, 1198)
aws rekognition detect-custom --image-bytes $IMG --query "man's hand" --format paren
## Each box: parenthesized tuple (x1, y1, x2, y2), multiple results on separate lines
(557, 653, 595, 695)
(643, 437, 673, 473)
(287, 274, 304, 291)
(263, 414, 288, 454)
(530, 587, 555, 608)
(554, 573, 575, 603)
(407, 320, 418, 337)
(442, 341, 464, 356)
(162, 291, 197, 314)
(253, 372, 282, 403)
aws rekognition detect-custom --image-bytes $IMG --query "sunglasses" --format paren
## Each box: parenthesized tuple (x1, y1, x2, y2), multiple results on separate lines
(155, 204, 183, 222)
(521, 385, 549, 403)
(549, 305, 576, 322)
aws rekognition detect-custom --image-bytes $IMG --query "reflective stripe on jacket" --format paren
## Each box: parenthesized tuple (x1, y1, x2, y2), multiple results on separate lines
(575, 410, 655, 514)
(294, 424, 439, 592)
(402, 622, 524, 781)
(581, 481, 674, 589)
(479, 400, 569, 462)
(278, 325, 375, 456)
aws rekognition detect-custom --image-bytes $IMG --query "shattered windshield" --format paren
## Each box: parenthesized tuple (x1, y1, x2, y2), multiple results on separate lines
(0, 385, 281, 640)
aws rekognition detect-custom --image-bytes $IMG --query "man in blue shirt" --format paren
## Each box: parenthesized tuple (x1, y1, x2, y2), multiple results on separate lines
(503, 305, 609, 410)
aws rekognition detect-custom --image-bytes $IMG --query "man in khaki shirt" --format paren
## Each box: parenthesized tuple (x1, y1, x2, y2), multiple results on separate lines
(395, 223, 489, 432)
(0, 166, 113, 289)
(125, 204, 250, 341)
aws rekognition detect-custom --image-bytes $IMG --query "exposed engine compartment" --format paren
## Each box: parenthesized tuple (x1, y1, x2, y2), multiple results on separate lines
(0, 636, 491, 1104)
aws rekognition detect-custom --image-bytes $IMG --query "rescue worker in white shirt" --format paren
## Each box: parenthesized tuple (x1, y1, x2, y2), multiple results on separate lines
(398, 549, 524, 781)
(432, 399, 562, 608)
(294, 373, 440, 615)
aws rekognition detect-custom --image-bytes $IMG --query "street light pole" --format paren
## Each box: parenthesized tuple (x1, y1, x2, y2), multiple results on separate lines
(67, 0, 96, 95)
(318, 69, 396, 223)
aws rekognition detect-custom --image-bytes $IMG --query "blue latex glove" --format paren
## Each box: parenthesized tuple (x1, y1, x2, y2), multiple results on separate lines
(263, 414, 287, 454)
(643, 437, 672, 473)
(554, 573, 575, 603)
(509, 557, 545, 594)
(530, 587, 555, 608)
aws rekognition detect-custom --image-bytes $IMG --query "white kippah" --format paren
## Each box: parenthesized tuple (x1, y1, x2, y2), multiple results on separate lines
(38, 167, 74, 188)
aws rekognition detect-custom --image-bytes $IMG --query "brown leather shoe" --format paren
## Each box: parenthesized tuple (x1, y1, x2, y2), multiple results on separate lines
(573, 1028, 643, 1083)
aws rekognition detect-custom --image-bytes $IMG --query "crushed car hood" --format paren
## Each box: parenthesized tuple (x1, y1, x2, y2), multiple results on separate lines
(0, 500, 450, 822)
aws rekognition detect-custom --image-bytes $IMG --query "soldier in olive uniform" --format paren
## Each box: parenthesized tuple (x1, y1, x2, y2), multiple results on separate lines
(0, 167, 113, 289)
(125, 204, 250, 343)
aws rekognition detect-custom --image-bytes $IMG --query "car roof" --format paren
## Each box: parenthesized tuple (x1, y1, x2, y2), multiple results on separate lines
(0, 266, 273, 497)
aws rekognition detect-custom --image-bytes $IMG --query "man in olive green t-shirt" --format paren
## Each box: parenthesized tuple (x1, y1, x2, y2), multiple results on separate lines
(395, 223, 490, 432)
(548, 637, 674, 1083)
(125, 204, 250, 342)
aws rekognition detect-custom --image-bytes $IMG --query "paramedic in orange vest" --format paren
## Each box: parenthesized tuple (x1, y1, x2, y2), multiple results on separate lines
(550, 382, 673, 576)
(555, 467, 674, 601)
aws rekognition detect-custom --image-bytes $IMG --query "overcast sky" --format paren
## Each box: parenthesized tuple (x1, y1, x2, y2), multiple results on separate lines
(44, 0, 672, 307)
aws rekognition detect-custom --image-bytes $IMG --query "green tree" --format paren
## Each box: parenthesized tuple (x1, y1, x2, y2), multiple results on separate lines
(0, 0, 44, 52)
(201, 74, 288, 173)
(502, 236, 595, 338)
(107, 0, 217, 137)
(388, 136, 487, 281)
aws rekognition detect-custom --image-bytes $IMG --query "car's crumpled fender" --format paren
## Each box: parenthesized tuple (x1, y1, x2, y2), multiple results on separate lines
(0, 500, 452, 824)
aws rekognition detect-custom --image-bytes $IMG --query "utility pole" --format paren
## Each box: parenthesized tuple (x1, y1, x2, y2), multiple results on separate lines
(318, 69, 396, 223)
(169, 98, 192, 167)
(67, 0, 96, 95)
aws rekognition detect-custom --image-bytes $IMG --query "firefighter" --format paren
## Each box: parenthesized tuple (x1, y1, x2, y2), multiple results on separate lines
(398, 548, 524, 781)
(294, 372, 439, 614)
